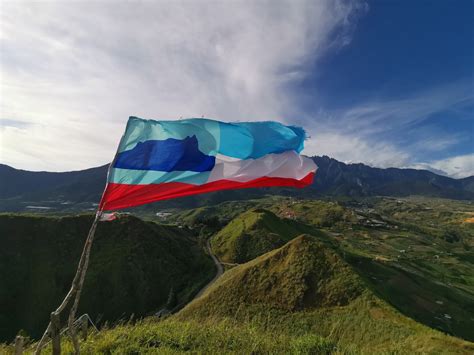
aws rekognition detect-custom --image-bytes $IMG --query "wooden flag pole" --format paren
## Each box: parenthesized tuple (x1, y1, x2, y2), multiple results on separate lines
(33, 132, 124, 355)
(67, 210, 102, 353)
(34, 155, 118, 354)
(34, 210, 102, 355)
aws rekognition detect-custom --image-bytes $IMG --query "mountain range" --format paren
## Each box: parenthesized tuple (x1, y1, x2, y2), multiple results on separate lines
(0, 156, 472, 212)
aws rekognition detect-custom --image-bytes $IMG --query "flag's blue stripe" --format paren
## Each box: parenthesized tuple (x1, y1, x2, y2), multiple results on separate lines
(109, 167, 210, 185)
(118, 116, 306, 160)
(114, 136, 215, 172)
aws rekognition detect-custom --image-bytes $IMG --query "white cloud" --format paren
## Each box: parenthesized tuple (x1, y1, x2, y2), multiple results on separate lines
(304, 131, 410, 168)
(409, 154, 474, 179)
(311, 81, 474, 137)
(0, 0, 365, 171)
(299, 82, 473, 178)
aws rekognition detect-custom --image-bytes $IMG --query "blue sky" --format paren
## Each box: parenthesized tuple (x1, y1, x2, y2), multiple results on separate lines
(0, 0, 473, 177)
(293, 0, 473, 173)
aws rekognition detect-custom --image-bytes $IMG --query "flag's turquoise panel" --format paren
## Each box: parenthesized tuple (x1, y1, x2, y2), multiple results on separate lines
(109, 167, 210, 185)
(117, 116, 306, 159)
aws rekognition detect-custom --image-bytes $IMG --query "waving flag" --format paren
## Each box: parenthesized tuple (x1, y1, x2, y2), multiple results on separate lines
(99, 117, 317, 210)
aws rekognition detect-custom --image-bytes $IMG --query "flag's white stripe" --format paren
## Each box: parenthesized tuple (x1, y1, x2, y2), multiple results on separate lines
(208, 151, 316, 183)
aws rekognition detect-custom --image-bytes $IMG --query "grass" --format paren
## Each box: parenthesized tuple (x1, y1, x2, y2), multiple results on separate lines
(2, 317, 339, 355)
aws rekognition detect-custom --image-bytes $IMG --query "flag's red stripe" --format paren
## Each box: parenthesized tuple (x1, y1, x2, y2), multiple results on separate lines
(100, 172, 315, 211)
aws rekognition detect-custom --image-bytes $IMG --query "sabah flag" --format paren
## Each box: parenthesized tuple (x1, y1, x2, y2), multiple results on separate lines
(99, 117, 317, 210)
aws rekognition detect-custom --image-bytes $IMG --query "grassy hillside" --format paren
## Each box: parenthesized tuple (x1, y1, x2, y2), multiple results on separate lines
(0, 214, 214, 342)
(210, 208, 321, 263)
(178, 236, 473, 353)
(174, 197, 474, 341)
(266, 197, 474, 341)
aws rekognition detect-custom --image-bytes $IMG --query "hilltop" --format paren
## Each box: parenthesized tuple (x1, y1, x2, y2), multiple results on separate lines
(185, 235, 364, 313)
(210, 209, 320, 263)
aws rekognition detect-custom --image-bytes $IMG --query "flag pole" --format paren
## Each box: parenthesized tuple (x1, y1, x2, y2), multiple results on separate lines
(35, 151, 119, 354)
(34, 210, 102, 355)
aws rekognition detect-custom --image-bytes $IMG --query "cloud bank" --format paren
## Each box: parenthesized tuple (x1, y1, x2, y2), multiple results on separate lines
(1, 0, 364, 171)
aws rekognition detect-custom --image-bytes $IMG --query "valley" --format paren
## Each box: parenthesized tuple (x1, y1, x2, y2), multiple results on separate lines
(1, 195, 473, 353)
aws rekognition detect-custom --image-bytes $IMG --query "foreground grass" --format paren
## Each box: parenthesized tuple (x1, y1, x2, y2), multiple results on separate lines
(2, 318, 337, 354)
(4, 307, 472, 355)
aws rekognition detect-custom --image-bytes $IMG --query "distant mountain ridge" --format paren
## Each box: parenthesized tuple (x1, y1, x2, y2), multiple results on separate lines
(0, 156, 472, 212)
(312, 156, 474, 200)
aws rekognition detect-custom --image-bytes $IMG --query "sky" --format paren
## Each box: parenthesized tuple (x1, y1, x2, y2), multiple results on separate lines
(0, 0, 473, 178)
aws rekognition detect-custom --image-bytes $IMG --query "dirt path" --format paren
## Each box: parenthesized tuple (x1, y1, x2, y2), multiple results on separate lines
(193, 238, 224, 300)
(156, 238, 224, 317)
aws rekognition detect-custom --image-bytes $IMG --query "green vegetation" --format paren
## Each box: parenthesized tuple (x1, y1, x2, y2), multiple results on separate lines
(274, 199, 352, 228)
(0, 214, 214, 342)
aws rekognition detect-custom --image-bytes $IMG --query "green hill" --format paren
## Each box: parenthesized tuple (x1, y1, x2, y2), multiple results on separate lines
(189, 235, 364, 313)
(210, 208, 320, 263)
(178, 236, 474, 353)
(0, 214, 214, 342)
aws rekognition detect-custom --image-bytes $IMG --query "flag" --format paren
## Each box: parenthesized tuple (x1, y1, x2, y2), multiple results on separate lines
(99, 117, 317, 210)
(99, 212, 117, 222)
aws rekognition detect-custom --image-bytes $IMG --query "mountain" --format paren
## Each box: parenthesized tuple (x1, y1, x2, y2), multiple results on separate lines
(311, 156, 473, 199)
(0, 214, 214, 342)
(0, 164, 108, 200)
(0, 156, 472, 212)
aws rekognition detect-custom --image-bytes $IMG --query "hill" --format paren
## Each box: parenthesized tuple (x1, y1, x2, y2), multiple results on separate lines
(210, 208, 321, 263)
(171, 197, 474, 341)
(1, 156, 472, 212)
(177, 236, 473, 353)
(0, 214, 214, 342)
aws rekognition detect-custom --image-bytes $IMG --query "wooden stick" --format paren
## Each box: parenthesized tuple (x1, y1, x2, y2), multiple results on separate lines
(50, 312, 61, 355)
(14, 335, 23, 355)
(68, 212, 101, 353)
(35, 142, 120, 354)
(81, 315, 88, 341)
(34, 212, 102, 355)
